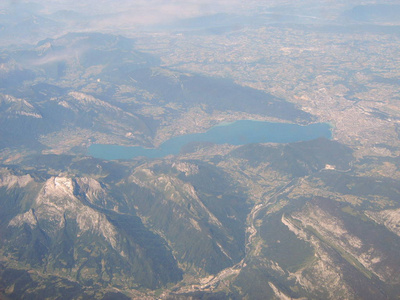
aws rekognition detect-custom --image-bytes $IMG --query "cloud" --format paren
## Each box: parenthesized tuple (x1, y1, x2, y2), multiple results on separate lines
(29, 42, 90, 66)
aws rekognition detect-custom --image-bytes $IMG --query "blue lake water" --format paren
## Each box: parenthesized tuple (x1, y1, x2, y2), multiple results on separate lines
(88, 120, 332, 160)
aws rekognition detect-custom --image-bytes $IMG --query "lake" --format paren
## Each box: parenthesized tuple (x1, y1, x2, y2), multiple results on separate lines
(88, 120, 332, 160)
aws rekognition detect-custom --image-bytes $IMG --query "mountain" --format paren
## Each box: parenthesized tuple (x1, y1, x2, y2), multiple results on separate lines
(0, 169, 183, 296)
(1, 138, 400, 298)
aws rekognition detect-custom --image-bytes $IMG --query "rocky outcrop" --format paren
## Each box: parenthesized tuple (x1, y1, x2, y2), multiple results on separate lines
(366, 208, 400, 237)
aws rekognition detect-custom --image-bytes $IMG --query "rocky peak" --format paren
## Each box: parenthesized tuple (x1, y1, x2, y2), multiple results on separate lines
(75, 177, 107, 204)
(9, 175, 118, 249)
(0, 94, 42, 118)
(0, 168, 33, 189)
(38, 176, 76, 201)
(173, 162, 199, 176)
